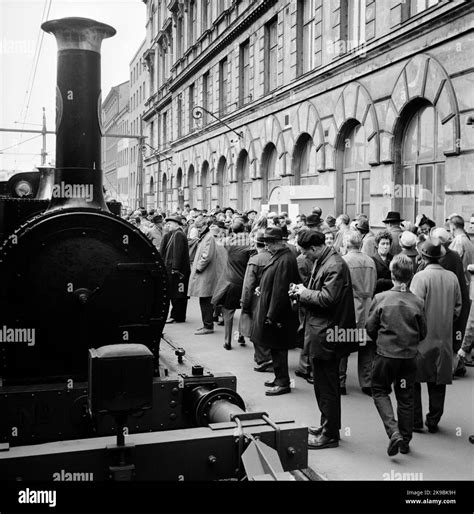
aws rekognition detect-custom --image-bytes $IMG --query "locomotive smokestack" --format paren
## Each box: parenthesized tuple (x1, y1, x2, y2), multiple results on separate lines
(41, 17, 116, 210)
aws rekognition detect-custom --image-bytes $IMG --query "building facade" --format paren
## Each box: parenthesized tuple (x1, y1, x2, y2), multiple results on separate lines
(129, 39, 148, 210)
(102, 80, 130, 205)
(141, 0, 474, 226)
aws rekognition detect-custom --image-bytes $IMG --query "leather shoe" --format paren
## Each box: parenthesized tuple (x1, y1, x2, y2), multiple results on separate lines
(223, 343, 231, 350)
(265, 385, 291, 396)
(295, 370, 314, 384)
(340, 386, 347, 395)
(166, 318, 176, 324)
(361, 387, 372, 397)
(308, 433, 339, 449)
(264, 380, 276, 387)
(238, 335, 246, 346)
(399, 441, 410, 454)
(254, 361, 273, 372)
(388, 431, 404, 456)
(425, 421, 438, 433)
(413, 425, 424, 433)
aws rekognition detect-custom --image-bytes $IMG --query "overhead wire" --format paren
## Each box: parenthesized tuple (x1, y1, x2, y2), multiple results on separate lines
(15, 0, 53, 168)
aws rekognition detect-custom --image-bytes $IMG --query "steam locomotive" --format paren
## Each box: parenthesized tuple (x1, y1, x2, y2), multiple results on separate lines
(0, 17, 307, 481)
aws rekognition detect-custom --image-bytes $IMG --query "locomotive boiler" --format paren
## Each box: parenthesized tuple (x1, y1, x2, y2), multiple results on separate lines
(0, 17, 308, 481)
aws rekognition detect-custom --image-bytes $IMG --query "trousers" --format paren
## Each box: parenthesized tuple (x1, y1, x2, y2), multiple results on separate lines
(312, 357, 341, 439)
(414, 382, 446, 428)
(371, 354, 416, 442)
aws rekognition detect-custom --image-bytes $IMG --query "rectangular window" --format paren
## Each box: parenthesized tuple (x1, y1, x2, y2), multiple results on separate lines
(410, 0, 439, 16)
(177, 95, 183, 138)
(189, 83, 195, 133)
(202, 71, 209, 124)
(219, 57, 228, 115)
(188, 0, 196, 47)
(176, 16, 183, 58)
(239, 40, 250, 106)
(348, 0, 366, 48)
(297, 0, 314, 75)
(162, 111, 168, 145)
(202, 0, 210, 31)
(265, 18, 278, 94)
(150, 121, 154, 151)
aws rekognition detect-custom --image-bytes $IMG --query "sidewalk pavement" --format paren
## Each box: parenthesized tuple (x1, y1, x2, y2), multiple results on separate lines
(163, 298, 474, 481)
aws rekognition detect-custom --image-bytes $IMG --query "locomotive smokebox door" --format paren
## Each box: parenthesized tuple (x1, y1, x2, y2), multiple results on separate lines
(88, 344, 153, 415)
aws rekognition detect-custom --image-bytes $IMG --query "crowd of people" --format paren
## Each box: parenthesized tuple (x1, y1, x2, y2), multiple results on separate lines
(123, 204, 474, 456)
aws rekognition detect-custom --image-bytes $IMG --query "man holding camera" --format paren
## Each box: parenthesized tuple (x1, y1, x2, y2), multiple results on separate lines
(292, 230, 355, 449)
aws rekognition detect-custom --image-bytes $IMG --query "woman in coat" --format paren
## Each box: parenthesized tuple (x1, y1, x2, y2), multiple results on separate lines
(250, 227, 300, 396)
(212, 222, 255, 350)
(372, 230, 394, 294)
(188, 217, 219, 335)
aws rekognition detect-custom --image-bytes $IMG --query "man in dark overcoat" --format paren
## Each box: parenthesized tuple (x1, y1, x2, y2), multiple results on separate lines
(293, 230, 356, 450)
(250, 226, 299, 396)
(160, 216, 190, 323)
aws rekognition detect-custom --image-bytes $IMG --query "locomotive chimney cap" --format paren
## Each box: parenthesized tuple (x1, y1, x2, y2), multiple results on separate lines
(41, 17, 116, 53)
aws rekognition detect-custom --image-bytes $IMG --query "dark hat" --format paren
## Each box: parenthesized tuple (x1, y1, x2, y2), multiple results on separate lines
(420, 239, 446, 260)
(356, 219, 370, 232)
(246, 209, 258, 215)
(151, 214, 163, 223)
(306, 214, 322, 227)
(418, 215, 436, 228)
(325, 215, 336, 226)
(224, 207, 235, 214)
(165, 215, 183, 225)
(382, 211, 404, 223)
(261, 226, 287, 241)
(297, 230, 325, 248)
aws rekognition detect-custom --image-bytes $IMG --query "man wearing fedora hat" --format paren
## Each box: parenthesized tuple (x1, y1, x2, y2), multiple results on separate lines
(410, 239, 461, 433)
(250, 226, 300, 396)
(160, 215, 191, 324)
(382, 211, 404, 256)
(241, 229, 273, 372)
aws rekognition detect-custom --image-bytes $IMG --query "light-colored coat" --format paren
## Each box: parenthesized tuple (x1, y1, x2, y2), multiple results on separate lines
(410, 264, 462, 384)
(188, 231, 219, 298)
(343, 250, 377, 329)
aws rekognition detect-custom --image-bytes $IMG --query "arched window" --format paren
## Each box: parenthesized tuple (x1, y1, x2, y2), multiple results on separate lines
(161, 173, 167, 213)
(188, 165, 195, 208)
(340, 123, 370, 220)
(292, 133, 313, 185)
(237, 150, 251, 211)
(176, 168, 184, 209)
(201, 161, 210, 211)
(400, 105, 445, 225)
(261, 143, 278, 203)
(217, 156, 227, 207)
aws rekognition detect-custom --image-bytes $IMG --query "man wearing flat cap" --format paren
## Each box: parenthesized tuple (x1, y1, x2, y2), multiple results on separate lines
(293, 229, 356, 449)
(160, 215, 191, 323)
(250, 226, 300, 396)
(410, 239, 461, 433)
